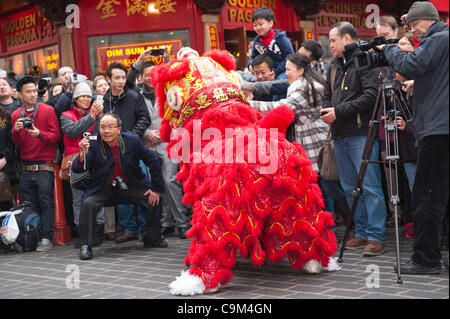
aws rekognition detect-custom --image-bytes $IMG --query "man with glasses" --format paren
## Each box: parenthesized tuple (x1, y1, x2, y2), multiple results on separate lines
(72, 113, 166, 260)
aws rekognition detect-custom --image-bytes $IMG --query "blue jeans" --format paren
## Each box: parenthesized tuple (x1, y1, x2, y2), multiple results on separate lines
(333, 136, 387, 243)
(19, 170, 55, 240)
(116, 160, 148, 234)
(403, 161, 416, 192)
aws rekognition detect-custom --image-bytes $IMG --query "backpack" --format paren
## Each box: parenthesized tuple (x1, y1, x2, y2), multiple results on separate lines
(8, 202, 41, 252)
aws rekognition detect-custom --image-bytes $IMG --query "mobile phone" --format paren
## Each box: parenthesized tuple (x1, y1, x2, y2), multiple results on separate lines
(151, 48, 165, 56)
(320, 110, 328, 116)
(96, 95, 103, 102)
(0, 70, 7, 78)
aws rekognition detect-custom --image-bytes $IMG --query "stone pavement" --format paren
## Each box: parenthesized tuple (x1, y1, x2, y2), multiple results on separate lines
(0, 226, 448, 300)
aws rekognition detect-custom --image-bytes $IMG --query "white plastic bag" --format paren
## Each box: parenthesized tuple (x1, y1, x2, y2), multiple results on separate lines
(0, 210, 21, 245)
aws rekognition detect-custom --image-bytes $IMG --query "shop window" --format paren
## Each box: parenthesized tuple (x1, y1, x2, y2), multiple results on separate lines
(88, 30, 190, 75)
(0, 44, 60, 81)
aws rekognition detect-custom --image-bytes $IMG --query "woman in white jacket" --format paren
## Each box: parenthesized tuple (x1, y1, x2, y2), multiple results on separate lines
(248, 53, 328, 172)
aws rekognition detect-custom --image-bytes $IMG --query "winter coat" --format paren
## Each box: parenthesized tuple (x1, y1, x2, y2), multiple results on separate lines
(103, 86, 151, 138)
(72, 132, 164, 200)
(248, 29, 294, 78)
(382, 21, 449, 143)
(322, 46, 380, 139)
(60, 105, 99, 156)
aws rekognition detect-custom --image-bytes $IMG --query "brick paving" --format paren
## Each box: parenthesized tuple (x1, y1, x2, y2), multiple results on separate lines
(0, 226, 448, 299)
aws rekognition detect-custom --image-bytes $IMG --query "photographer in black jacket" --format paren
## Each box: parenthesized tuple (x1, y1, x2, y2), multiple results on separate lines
(378, 1, 449, 275)
(103, 62, 151, 138)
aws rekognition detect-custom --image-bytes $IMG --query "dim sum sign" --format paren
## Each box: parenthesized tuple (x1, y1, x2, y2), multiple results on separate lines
(96, 39, 183, 72)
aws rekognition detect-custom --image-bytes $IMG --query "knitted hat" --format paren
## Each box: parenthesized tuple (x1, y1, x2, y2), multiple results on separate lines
(406, 1, 439, 25)
(73, 82, 93, 99)
(301, 40, 324, 61)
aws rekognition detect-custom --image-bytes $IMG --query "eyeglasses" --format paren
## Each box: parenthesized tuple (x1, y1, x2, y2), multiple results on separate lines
(100, 125, 119, 131)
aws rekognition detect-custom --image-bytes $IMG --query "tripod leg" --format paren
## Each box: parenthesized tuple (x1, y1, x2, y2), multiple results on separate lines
(339, 91, 385, 263)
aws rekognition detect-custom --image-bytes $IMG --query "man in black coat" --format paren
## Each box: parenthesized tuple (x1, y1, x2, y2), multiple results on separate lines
(103, 62, 151, 138)
(72, 113, 166, 260)
(379, 1, 449, 275)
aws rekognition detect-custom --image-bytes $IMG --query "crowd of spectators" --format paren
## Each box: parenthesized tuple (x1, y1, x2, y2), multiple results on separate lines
(0, 4, 448, 273)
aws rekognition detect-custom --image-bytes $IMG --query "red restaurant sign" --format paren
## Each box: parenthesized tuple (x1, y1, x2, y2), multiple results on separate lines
(96, 39, 183, 72)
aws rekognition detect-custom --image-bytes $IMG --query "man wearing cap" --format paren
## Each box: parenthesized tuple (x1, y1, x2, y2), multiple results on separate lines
(378, 1, 449, 275)
(11, 76, 61, 252)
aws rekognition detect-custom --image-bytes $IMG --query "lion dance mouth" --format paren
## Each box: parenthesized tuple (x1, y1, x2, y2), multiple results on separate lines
(150, 50, 339, 295)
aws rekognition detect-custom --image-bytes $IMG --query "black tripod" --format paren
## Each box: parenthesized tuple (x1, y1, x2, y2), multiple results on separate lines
(337, 74, 413, 284)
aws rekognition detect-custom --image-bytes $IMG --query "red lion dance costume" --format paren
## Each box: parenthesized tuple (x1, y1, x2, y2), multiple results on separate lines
(150, 50, 339, 295)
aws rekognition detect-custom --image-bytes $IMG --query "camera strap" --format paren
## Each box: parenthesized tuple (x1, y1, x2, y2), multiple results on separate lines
(19, 102, 39, 119)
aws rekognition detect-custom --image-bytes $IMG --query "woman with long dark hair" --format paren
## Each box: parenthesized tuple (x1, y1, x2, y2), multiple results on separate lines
(249, 53, 329, 172)
(0, 105, 18, 210)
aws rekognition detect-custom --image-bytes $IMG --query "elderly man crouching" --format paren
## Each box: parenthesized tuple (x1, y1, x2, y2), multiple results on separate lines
(72, 112, 167, 260)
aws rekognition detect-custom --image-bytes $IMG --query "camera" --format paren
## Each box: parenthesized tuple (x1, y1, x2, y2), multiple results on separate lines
(0, 152, 5, 159)
(151, 48, 165, 56)
(70, 73, 88, 85)
(83, 132, 97, 141)
(348, 36, 399, 70)
(37, 77, 52, 97)
(111, 176, 128, 191)
(22, 117, 34, 129)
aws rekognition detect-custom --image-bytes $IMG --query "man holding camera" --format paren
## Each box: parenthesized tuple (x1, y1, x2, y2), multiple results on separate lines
(321, 22, 387, 257)
(377, 1, 449, 274)
(72, 113, 166, 260)
(10, 76, 61, 252)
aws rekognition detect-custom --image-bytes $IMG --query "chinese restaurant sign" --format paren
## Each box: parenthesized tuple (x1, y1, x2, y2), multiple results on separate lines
(96, 39, 183, 72)
(96, 0, 178, 20)
(1, 7, 57, 54)
(316, 1, 378, 36)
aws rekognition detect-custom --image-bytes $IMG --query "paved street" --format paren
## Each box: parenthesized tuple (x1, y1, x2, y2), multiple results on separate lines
(0, 226, 448, 300)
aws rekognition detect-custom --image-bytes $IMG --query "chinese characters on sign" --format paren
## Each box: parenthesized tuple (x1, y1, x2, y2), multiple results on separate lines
(208, 25, 219, 50)
(96, 0, 178, 19)
(96, 0, 122, 19)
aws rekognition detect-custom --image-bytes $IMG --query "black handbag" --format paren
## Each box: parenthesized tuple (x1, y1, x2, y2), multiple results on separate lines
(0, 172, 14, 204)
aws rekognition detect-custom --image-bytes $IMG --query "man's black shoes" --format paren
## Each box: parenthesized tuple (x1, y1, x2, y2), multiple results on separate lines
(179, 226, 189, 239)
(143, 237, 168, 248)
(161, 226, 175, 238)
(79, 245, 93, 260)
(394, 259, 441, 275)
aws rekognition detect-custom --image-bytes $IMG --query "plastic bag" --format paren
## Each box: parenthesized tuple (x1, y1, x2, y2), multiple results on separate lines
(0, 211, 21, 245)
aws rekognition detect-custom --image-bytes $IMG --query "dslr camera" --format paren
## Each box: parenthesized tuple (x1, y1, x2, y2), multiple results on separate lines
(347, 36, 399, 70)
(111, 176, 128, 192)
(22, 117, 34, 129)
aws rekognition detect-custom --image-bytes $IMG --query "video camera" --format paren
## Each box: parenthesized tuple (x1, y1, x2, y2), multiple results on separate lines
(37, 77, 52, 97)
(70, 73, 88, 85)
(347, 36, 399, 70)
(83, 132, 97, 141)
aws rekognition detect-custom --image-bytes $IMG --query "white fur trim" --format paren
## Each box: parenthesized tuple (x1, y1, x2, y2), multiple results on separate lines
(303, 257, 342, 274)
(303, 260, 323, 274)
(169, 270, 205, 296)
(324, 257, 342, 272)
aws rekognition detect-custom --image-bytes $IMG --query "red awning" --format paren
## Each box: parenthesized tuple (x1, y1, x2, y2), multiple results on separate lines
(429, 0, 449, 13)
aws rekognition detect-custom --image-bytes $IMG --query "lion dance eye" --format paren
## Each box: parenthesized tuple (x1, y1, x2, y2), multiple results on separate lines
(166, 85, 184, 111)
